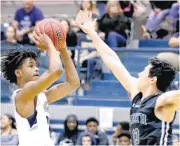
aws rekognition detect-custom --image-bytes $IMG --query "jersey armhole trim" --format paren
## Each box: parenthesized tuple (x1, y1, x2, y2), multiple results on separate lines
(132, 92, 142, 105)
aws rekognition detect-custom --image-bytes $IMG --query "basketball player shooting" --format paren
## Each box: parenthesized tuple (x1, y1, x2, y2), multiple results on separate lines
(1, 26, 80, 146)
(75, 10, 180, 145)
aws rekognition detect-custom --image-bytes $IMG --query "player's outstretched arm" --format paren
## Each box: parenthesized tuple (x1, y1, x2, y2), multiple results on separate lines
(155, 90, 180, 122)
(16, 28, 63, 104)
(75, 10, 139, 99)
(45, 45, 80, 104)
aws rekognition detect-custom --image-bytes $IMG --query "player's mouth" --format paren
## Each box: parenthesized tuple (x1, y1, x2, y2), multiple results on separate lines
(33, 73, 40, 77)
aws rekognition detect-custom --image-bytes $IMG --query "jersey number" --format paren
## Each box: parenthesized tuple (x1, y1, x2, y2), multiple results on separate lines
(132, 128, 139, 145)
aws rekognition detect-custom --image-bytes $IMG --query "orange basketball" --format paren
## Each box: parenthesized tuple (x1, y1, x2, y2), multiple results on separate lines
(34, 18, 66, 50)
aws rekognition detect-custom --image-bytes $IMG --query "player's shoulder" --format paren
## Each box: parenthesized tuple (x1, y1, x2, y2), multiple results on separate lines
(12, 89, 22, 99)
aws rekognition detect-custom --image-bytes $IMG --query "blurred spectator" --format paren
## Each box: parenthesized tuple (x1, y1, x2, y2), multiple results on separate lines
(119, 0, 134, 18)
(141, 1, 178, 39)
(169, 19, 180, 48)
(169, 37, 180, 48)
(98, 0, 131, 47)
(80, 0, 99, 18)
(77, 117, 109, 145)
(132, 0, 151, 23)
(78, 131, 97, 146)
(49, 126, 59, 145)
(12, 0, 44, 44)
(96, 1, 107, 17)
(112, 122, 130, 145)
(59, 139, 74, 146)
(117, 131, 131, 146)
(57, 115, 81, 145)
(0, 114, 19, 145)
(1, 24, 7, 41)
(61, 20, 77, 62)
(173, 134, 180, 146)
(1, 25, 17, 45)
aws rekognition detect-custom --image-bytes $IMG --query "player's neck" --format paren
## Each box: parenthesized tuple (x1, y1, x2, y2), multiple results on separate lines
(141, 86, 160, 100)
(1, 126, 12, 135)
(17, 80, 26, 88)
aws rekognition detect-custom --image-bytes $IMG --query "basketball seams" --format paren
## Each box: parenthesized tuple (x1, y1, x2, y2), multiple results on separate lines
(52, 22, 62, 48)
(34, 19, 66, 50)
(49, 22, 56, 48)
(50, 20, 66, 40)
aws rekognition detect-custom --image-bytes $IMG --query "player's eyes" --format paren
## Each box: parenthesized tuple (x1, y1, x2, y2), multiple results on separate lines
(29, 64, 34, 67)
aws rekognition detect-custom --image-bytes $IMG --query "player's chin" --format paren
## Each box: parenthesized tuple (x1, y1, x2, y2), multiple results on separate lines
(32, 75, 40, 80)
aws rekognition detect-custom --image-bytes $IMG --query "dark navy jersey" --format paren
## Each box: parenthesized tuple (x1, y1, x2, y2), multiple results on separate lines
(130, 92, 175, 146)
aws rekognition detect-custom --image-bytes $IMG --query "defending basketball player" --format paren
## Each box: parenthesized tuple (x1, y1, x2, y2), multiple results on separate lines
(75, 10, 180, 145)
(1, 26, 80, 146)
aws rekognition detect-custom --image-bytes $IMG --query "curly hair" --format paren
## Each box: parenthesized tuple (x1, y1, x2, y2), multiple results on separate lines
(148, 57, 177, 92)
(1, 49, 39, 84)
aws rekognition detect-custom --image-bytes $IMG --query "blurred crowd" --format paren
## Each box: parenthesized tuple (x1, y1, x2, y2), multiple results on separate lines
(1, 0, 179, 47)
(0, 113, 131, 146)
(1, 113, 179, 146)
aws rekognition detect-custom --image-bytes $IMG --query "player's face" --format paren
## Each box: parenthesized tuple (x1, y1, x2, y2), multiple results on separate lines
(0, 115, 11, 129)
(82, 136, 92, 146)
(137, 64, 155, 91)
(6, 26, 15, 39)
(87, 122, 98, 134)
(118, 136, 130, 146)
(67, 120, 77, 130)
(17, 58, 39, 83)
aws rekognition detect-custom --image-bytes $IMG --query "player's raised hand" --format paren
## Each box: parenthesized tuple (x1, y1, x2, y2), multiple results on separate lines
(75, 9, 97, 34)
(33, 26, 54, 51)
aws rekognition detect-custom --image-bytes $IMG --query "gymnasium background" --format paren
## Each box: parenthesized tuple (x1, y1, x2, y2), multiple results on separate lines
(1, 0, 180, 145)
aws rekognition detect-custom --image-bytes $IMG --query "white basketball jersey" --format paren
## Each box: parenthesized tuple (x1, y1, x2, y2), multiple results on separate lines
(12, 89, 54, 146)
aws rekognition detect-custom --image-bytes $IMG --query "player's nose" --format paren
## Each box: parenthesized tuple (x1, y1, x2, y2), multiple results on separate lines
(35, 66, 39, 73)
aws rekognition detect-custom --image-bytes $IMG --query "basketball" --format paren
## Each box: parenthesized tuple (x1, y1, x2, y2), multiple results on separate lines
(34, 18, 66, 50)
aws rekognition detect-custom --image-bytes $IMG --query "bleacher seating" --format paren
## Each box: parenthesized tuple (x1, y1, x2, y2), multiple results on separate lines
(1, 79, 12, 103)
(139, 39, 169, 48)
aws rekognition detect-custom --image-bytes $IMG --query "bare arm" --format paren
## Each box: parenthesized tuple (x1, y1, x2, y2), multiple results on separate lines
(45, 46, 80, 104)
(16, 31, 63, 104)
(155, 90, 180, 122)
(89, 32, 138, 95)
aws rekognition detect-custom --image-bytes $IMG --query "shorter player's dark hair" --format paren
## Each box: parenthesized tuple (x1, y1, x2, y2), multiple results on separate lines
(86, 117, 99, 125)
(148, 57, 176, 92)
(119, 121, 130, 131)
(1, 49, 39, 84)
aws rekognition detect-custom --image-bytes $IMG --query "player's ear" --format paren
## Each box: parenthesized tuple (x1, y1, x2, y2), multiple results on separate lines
(150, 76, 157, 85)
(15, 69, 22, 78)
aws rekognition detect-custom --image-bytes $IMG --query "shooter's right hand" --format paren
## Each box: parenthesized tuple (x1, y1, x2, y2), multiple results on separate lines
(33, 26, 54, 51)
